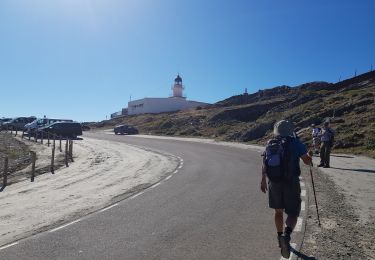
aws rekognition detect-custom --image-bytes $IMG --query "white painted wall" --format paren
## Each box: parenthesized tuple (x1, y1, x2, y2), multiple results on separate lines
(128, 97, 208, 115)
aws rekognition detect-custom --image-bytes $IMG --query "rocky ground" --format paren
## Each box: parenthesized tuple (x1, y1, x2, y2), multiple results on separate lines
(301, 165, 375, 260)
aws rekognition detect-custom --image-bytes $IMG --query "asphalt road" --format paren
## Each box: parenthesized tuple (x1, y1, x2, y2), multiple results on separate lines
(0, 132, 296, 260)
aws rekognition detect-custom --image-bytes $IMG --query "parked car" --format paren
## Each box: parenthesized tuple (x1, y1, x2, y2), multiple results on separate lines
(38, 122, 83, 138)
(2, 117, 36, 131)
(114, 125, 139, 135)
(0, 118, 12, 130)
(25, 118, 73, 135)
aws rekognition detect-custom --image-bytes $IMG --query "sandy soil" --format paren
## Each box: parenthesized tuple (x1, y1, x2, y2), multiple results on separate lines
(0, 136, 178, 246)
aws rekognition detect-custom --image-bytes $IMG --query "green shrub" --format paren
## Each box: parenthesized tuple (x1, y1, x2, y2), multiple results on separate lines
(366, 137, 375, 150)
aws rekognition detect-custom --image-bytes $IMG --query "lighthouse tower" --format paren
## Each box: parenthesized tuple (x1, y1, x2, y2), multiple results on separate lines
(171, 74, 185, 98)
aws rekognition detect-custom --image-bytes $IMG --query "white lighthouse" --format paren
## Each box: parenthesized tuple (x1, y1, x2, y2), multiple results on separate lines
(172, 74, 185, 98)
(126, 74, 209, 115)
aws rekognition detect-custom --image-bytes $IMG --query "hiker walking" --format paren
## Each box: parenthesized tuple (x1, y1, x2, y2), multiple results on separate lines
(318, 121, 335, 168)
(311, 124, 321, 154)
(260, 120, 312, 259)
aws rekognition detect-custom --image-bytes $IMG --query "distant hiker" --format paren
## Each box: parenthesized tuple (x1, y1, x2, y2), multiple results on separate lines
(260, 120, 312, 259)
(318, 121, 335, 168)
(311, 124, 321, 154)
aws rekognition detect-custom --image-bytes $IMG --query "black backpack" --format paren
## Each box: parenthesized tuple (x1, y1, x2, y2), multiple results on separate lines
(263, 136, 294, 182)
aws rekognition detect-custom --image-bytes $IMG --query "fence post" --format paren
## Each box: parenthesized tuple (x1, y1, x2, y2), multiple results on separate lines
(65, 139, 69, 167)
(69, 140, 74, 162)
(28, 131, 31, 141)
(53, 135, 56, 149)
(47, 133, 50, 147)
(2, 157, 8, 188)
(59, 136, 62, 152)
(41, 132, 44, 144)
(31, 152, 36, 182)
(22, 130, 24, 139)
(15, 128, 17, 136)
(51, 147, 55, 174)
(10, 127, 12, 135)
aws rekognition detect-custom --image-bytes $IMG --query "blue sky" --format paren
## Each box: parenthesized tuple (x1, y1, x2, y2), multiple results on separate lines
(0, 0, 374, 122)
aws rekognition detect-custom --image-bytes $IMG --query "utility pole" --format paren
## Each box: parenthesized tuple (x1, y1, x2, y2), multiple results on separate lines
(371, 64, 373, 72)
(354, 69, 357, 77)
(338, 76, 341, 82)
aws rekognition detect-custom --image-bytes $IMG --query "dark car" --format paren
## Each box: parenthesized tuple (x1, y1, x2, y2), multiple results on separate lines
(0, 118, 12, 130)
(38, 122, 83, 138)
(114, 125, 138, 135)
(25, 118, 73, 135)
(3, 116, 36, 131)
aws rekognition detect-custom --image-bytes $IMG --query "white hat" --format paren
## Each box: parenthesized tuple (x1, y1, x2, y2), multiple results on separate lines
(274, 120, 294, 137)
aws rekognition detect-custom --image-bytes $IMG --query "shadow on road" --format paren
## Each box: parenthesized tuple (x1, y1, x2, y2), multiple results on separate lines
(291, 247, 317, 259)
(331, 155, 355, 159)
(330, 167, 375, 174)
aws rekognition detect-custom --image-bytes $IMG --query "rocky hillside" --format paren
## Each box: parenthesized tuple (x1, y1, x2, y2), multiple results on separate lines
(92, 71, 375, 157)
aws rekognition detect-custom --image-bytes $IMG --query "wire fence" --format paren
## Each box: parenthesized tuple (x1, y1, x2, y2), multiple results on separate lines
(0, 128, 75, 191)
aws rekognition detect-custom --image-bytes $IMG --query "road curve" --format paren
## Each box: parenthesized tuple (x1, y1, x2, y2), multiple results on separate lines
(0, 132, 299, 260)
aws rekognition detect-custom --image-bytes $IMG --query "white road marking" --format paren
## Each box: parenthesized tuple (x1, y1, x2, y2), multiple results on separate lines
(151, 183, 161, 189)
(280, 243, 297, 260)
(49, 219, 81, 233)
(165, 175, 172, 180)
(99, 203, 118, 212)
(294, 217, 303, 232)
(301, 189, 306, 197)
(0, 242, 19, 251)
(173, 170, 178, 174)
(130, 191, 144, 199)
(178, 165, 182, 169)
(300, 182, 305, 187)
(301, 201, 305, 211)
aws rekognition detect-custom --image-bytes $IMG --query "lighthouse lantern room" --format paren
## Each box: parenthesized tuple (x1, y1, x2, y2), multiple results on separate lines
(172, 74, 185, 98)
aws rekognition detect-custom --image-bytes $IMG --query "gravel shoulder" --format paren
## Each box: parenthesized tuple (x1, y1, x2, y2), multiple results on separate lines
(300, 155, 375, 259)
(0, 136, 178, 247)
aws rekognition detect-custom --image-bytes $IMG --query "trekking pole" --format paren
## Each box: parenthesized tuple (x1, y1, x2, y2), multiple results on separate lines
(309, 163, 321, 226)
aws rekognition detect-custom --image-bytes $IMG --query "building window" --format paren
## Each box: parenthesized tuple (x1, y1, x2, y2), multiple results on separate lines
(132, 103, 144, 109)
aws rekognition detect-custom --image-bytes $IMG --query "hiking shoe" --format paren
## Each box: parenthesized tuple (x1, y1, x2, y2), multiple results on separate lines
(317, 163, 324, 167)
(277, 235, 282, 248)
(279, 234, 291, 258)
(323, 165, 330, 168)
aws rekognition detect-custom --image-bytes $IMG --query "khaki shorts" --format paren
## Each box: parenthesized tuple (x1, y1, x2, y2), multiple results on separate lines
(268, 179, 301, 217)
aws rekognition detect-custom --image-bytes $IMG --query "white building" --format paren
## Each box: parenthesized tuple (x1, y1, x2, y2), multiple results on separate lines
(127, 75, 209, 115)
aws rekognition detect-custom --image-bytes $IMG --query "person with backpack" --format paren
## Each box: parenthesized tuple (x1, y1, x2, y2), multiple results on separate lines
(318, 121, 335, 168)
(311, 124, 321, 154)
(260, 120, 312, 258)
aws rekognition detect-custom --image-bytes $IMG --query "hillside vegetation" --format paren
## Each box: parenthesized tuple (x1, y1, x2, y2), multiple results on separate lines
(93, 71, 375, 157)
